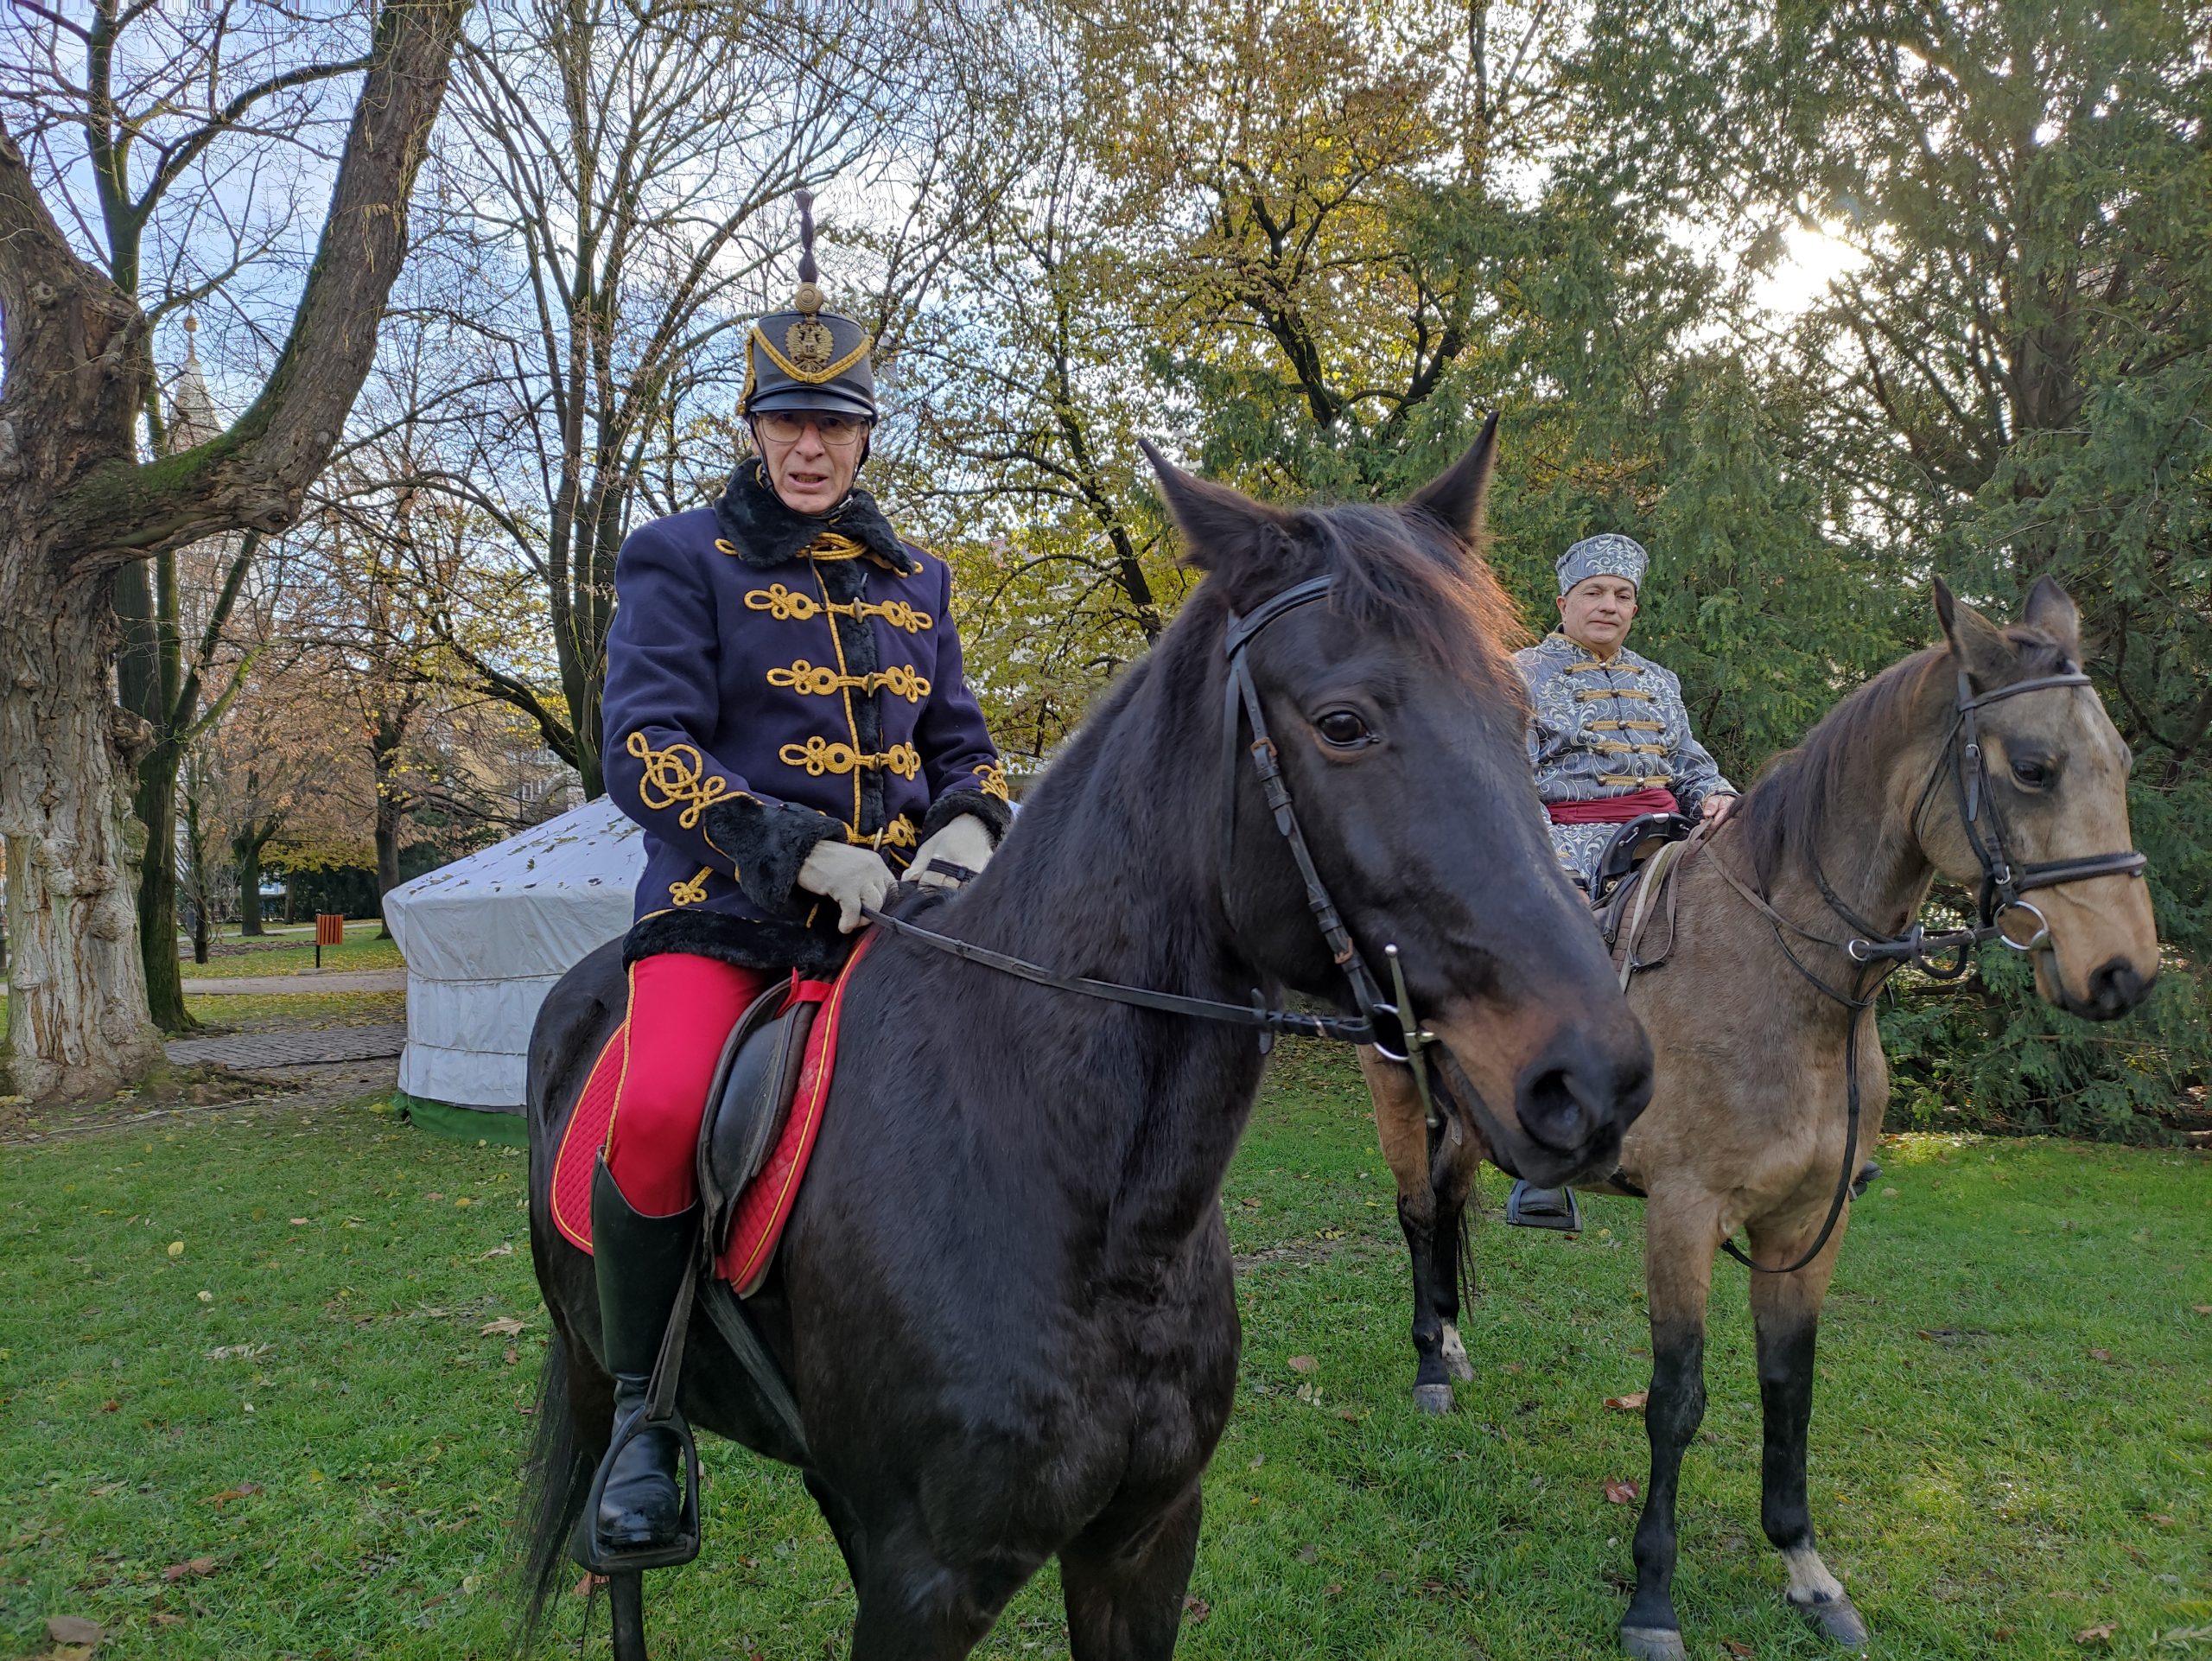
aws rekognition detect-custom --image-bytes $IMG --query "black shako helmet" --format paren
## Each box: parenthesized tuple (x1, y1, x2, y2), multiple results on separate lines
(740, 188, 877, 423)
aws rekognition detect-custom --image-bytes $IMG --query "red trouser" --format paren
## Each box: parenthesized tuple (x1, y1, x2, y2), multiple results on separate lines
(604, 951, 774, 1217)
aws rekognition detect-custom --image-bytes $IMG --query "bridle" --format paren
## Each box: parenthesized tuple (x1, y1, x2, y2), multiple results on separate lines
(867, 575, 1443, 1099)
(1822, 666, 2149, 974)
(1698, 662, 2147, 1275)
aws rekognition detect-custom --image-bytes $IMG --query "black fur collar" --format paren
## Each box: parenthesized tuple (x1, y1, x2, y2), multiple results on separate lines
(713, 461, 918, 575)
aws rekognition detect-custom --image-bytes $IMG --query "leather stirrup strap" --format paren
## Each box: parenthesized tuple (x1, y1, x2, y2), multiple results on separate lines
(643, 1246, 701, 1427)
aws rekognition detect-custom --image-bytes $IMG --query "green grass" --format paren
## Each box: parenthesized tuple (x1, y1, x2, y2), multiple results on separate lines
(183, 991, 408, 1031)
(2, 1049, 2206, 1659)
(176, 933, 404, 980)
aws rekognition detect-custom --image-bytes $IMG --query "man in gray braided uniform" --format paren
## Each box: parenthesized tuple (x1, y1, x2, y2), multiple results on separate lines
(1508, 532, 1736, 1230)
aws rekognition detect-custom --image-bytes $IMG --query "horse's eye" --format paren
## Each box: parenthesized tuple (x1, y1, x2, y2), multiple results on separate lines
(1316, 710, 1373, 749)
(2011, 757, 2053, 789)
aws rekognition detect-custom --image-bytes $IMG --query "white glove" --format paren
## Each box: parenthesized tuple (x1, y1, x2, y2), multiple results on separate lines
(796, 840, 897, 932)
(908, 813, 995, 892)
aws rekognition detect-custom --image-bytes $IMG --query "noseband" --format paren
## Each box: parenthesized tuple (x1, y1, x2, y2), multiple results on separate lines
(866, 576, 1440, 1090)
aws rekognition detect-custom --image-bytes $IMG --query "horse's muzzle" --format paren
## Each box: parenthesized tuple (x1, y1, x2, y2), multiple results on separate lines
(1435, 1014, 1653, 1189)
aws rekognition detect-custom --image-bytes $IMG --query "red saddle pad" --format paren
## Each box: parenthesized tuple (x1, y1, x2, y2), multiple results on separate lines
(549, 930, 877, 1295)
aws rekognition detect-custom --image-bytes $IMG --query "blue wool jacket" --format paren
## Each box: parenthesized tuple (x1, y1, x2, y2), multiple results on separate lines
(601, 464, 1008, 971)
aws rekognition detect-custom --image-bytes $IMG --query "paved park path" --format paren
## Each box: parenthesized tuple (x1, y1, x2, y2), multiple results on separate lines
(1, 970, 407, 998)
(178, 970, 409, 996)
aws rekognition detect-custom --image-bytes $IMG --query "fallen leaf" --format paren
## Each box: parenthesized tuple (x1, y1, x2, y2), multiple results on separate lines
(1287, 1355, 1317, 1373)
(196, 1290, 213, 1303)
(150, 1613, 185, 1627)
(1719, 1643, 1751, 1658)
(2088, 1348, 2113, 1362)
(572, 1572, 607, 1600)
(1335, 1407, 1362, 1422)
(161, 1556, 217, 1582)
(88, 1482, 126, 1497)
(1324, 1582, 1343, 1595)
(504, 1346, 519, 1366)
(168, 1241, 185, 1257)
(481, 1315, 526, 1338)
(1297, 1543, 1319, 1563)
(2147, 1513, 2175, 1527)
(99, 1398, 119, 1413)
(454, 1196, 472, 1207)
(1603, 1478, 1639, 1505)
(1605, 1391, 1649, 1412)
(2074, 1624, 2116, 1645)
(289, 1219, 309, 1226)
(425, 1193, 444, 1203)
(2191, 1305, 2210, 1316)
(1181, 1595, 1210, 1625)
(480, 1243, 514, 1259)
(46, 1615, 105, 1648)
(203, 1484, 261, 1507)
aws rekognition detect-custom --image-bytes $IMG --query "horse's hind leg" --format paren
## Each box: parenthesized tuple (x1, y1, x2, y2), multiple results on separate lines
(1062, 1484, 1204, 1661)
(1619, 1200, 1719, 1661)
(1748, 1214, 1869, 1650)
(1362, 1049, 1455, 1413)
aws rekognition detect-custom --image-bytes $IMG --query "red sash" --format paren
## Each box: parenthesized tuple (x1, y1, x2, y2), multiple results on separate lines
(1547, 786, 1679, 824)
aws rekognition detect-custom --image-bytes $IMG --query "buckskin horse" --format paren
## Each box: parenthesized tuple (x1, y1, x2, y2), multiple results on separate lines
(518, 422, 1656, 1660)
(1363, 576, 2159, 1659)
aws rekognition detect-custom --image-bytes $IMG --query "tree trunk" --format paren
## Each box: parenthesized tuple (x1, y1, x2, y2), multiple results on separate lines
(0, 563, 163, 1101)
(132, 746, 195, 1030)
(183, 789, 212, 965)
(239, 857, 264, 934)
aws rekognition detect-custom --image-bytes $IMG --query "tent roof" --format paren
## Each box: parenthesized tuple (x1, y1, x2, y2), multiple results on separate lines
(383, 795, 644, 986)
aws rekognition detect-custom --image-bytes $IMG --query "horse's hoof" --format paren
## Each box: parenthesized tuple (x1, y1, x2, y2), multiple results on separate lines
(1794, 1593, 1870, 1649)
(1618, 1624, 1687, 1661)
(1412, 1383, 1455, 1416)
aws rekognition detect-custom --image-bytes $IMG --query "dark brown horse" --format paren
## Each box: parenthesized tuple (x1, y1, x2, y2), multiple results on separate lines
(1365, 578, 2160, 1660)
(518, 425, 1655, 1660)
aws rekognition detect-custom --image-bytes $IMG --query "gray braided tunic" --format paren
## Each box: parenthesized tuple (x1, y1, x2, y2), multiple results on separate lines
(1515, 633, 1735, 886)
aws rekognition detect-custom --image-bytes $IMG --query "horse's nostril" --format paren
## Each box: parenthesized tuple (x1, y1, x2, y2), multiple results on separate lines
(2087, 958, 2152, 1018)
(1519, 1065, 1592, 1152)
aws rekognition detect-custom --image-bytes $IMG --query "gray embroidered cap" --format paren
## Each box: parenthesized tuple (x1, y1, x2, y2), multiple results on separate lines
(1557, 532, 1649, 595)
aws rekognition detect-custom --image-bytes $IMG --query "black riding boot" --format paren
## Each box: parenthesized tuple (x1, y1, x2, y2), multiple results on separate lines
(589, 1156, 699, 1561)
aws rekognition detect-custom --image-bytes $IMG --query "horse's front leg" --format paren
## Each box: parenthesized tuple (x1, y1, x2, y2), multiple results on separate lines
(1748, 1209, 1869, 1650)
(1360, 1048, 1455, 1413)
(1619, 1198, 1719, 1661)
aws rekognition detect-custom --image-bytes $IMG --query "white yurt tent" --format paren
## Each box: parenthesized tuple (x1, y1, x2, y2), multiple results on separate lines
(383, 796, 645, 1139)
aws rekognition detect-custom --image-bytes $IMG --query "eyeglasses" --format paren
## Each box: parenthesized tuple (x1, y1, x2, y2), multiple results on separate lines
(754, 410, 869, 448)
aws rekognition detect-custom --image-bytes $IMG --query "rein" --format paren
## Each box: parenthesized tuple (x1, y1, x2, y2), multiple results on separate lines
(1695, 665, 2147, 1276)
(865, 576, 1443, 1089)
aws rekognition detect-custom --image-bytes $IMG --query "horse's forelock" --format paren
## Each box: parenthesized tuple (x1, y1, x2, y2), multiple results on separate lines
(1304, 504, 1529, 694)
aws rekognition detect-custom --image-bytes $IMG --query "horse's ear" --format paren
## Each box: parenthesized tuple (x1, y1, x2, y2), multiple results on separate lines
(1933, 576, 2014, 688)
(2020, 574, 2082, 658)
(1405, 411, 1500, 545)
(1138, 438, 1294, 576)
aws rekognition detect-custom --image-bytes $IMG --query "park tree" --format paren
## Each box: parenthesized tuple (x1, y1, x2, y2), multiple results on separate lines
(1580, 0, 2212, 1132)
(885, 23, 1191, 762)
(0, 0, 468, 1101)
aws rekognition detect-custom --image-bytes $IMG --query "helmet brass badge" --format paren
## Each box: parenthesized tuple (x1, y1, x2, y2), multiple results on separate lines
(785, 314, 836, 373)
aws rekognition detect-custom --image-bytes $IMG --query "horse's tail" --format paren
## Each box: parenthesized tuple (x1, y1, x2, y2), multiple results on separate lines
(517, 1325, 590, 1651)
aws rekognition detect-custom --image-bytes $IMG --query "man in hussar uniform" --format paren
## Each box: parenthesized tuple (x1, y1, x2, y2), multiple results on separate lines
(1507, 531, 1735, 1229)
(588, 193, 1011, 1565)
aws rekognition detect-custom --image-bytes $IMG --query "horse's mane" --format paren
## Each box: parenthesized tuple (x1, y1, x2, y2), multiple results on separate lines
(1733, 624, 2075, 892)
(1177, 500, 1530, 700)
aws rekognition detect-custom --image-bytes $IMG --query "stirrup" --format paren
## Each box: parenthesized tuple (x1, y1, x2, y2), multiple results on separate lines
(574, 1402, 702, 1573)
(1505, 1180, 1582, 1232)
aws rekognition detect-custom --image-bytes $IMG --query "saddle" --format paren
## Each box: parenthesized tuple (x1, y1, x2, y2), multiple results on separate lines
(696, 978, 820, 1265)
(1591, 812, 1698, 987)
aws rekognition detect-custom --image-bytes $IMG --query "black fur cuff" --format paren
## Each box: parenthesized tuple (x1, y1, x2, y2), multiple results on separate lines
(702, 797, 849, 917)
(920, 788, 1014, 846)
(624, 908, 851, 977)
